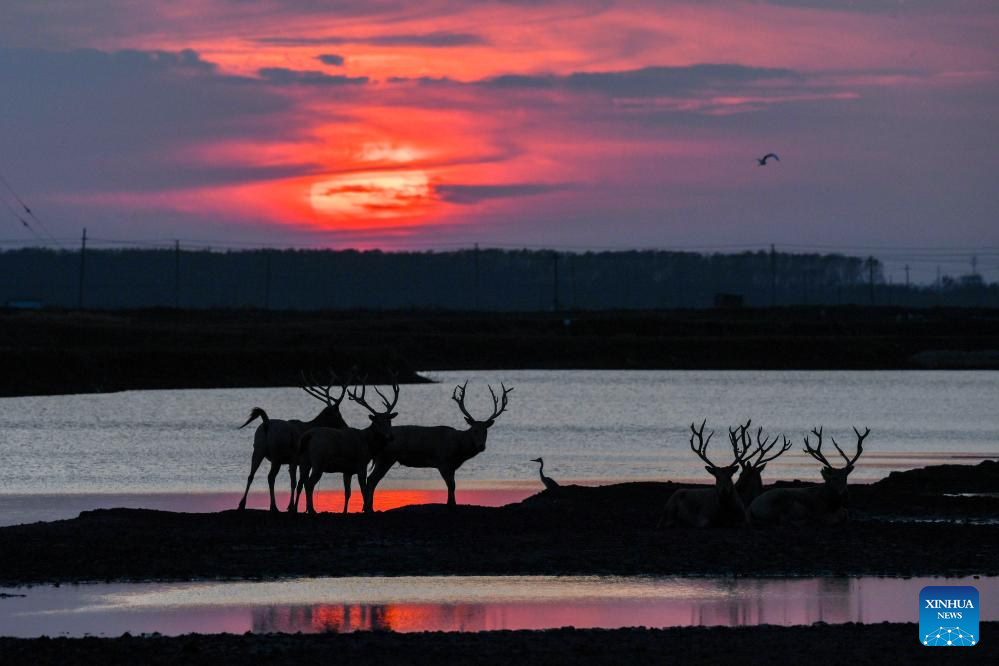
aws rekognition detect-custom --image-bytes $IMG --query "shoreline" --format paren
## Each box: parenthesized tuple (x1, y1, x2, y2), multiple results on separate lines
(1, 462, 996, 586)
(0, 624, 993, 664)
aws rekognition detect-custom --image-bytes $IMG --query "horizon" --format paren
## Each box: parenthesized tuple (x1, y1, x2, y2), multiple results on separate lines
(1, 1, 997, 283)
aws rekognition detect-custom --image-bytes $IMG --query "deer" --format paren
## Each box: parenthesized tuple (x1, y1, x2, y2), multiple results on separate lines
(657, 420, 750, 528)
(236, 371, 349, 513)
(748, 426, 870, 527)
(363, 381, 513, 510)
(297, 379, 400, 515)
(730, 420, 794, 506)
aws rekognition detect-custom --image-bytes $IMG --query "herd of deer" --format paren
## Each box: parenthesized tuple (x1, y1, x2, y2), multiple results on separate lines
(660, 419, 870, 528)
(236, 372, 512, 515)
(234, 373, 868, 528)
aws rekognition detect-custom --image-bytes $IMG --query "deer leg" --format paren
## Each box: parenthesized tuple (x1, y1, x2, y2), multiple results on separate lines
(237, 451, 265, 510)
(357, 466, 370, 514)
(266, 460, 281, 512)
(342, 473, 352, 514)
(286, 464, 298, 513)
(294, 463, 309, 511)
(305, 469, 323, 515)
(364, 459, 393, 512)
(440, 468, 457, 506)
(364, 458, 393, 512)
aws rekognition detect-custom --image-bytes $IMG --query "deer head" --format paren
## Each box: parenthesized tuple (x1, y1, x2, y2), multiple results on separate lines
(689, 419, 748, 498)
(803, 426, 870, 494)
(732, 421, 793, 501)
(452, 381, 513, 452)
(348, 376, 400, 444)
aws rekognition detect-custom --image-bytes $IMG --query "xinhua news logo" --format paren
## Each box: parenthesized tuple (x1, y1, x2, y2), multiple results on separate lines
(920, 585, 978, 647)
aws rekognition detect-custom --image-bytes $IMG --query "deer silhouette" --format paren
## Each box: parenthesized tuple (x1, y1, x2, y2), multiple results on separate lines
(730, 420, 794, 506)
(297, 379, 400, 515)
(748, 426, 870, 527)
(363, 382, 512, 510)
(658, 420, 751, 528)
(236, 371, 349, 513)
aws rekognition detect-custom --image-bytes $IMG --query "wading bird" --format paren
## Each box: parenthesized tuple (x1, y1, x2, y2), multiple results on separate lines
(757, 153, 780, 166)
(531, 457, 560, 490)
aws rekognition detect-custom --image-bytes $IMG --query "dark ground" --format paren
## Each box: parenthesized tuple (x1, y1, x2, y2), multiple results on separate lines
(1, 461, 997, 586)
(2, 306, 999, 396)
(1, 623, 993, 665)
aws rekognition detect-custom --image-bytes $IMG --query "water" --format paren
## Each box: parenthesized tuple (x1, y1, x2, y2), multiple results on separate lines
(1, 370, 996, 518)
(0, 575, 993, 637)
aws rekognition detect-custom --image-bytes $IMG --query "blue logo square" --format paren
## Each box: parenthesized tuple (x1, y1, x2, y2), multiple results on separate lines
(920, 585, 979, 646)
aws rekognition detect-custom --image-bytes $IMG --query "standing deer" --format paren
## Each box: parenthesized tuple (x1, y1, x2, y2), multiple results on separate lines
(363, 382, 513, 510)
(748, 426, 870, 527)
(658, 420, 750, 528)
(236, 372, 349, 513)
(731, 421, 794, 505)
(298, 380, 400, 515)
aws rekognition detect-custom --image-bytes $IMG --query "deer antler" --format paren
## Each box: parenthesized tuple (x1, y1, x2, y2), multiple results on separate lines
(300, 369, 349, 406)
(802, 426, 835, 468)
(452, 381, 513, 423)
(370, 370, 400, 413)
(830, 426, 870, 467)
(349, 375, 399, 415)
(747, 426, 793, 468)
(689, 419, 720, 467)
(728, 420, 753, 465)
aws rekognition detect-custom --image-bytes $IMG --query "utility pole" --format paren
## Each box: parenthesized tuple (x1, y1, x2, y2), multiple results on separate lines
(77, 227, 87, 309)
(473, 243, 480, 310)
(904, 264, 910, 288)
(552, 251, 560, 312)
(867, 255, 876, 306)
(769, 243, 777, 307)
(174, 239, 181, 309)
(263, 250, 272, 310)
(972, 254, 978, 276)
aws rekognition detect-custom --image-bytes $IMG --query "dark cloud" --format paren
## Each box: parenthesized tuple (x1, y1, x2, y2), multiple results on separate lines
(254, 31, 486, 47)
(317, 53, 345, 66)
(436, 183, 568, 204)
(257, 67, 368, 85)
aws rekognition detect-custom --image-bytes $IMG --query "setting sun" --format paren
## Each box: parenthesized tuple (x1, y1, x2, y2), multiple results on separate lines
(309, 171, 433, 218)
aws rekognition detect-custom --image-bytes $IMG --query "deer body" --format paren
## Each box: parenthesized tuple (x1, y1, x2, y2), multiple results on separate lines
(298, 379, 400, 515)
(364, 382, 512, 510)
(658, 420, 751, 529)
(661, 470, 746, 528)
(748, 426, 869, 527)
(237, 401, 347, 513)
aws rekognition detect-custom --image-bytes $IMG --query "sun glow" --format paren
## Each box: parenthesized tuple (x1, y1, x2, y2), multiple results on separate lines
(309, 171, 433, 218)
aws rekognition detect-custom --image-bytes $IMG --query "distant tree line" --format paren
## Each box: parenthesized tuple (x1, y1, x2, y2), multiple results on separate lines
(0, 247, 995, 310)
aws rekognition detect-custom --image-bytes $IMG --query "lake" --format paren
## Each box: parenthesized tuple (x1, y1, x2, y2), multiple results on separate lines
(0, 575, 993, 637)
(1, 370, 996, 523)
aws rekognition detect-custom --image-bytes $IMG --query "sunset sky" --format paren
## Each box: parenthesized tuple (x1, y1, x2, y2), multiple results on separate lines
(1, 1, 997, 279)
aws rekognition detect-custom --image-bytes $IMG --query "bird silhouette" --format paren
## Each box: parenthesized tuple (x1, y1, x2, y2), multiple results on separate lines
(531, 457, 560, 490)
(757, 153, 780, 166)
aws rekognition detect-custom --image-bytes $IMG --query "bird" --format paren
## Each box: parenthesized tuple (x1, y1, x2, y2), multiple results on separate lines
(757, 153, 780, 166)
(531, 457, 560, 490)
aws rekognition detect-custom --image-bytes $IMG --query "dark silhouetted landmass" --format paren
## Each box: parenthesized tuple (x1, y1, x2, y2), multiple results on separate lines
(2, 246, 996, 310)
(2, 623, 994, 665)
(2, 307, 999, 396)
(1, 462, 996, 585)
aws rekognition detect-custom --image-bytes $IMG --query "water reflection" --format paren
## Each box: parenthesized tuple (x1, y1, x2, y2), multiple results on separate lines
(3, 575, 993, 637)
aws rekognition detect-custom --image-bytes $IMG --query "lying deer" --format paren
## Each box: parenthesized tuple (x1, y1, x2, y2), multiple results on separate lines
(748, 426, 869, 527)
(363, 382, 513, 510)
(658, 420, 749, 528)
(236, 372, 349, 512)
(731, 420, 793, 506)
(297, 380, 400, 515)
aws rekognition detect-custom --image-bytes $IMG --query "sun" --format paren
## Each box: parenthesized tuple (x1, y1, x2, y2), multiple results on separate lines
(309, 171, 433, 219)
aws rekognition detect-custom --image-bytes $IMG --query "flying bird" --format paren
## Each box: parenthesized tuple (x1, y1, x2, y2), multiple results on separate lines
(531, 457, 560, 491)
(757, 153, 780, 166)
